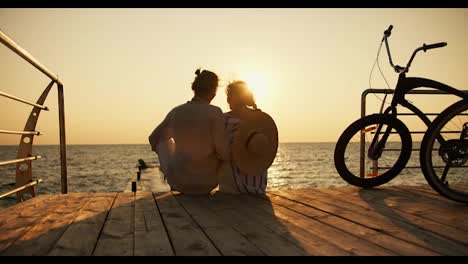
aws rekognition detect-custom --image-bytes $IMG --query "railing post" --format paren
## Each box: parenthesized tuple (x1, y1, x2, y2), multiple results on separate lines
(14, 81, 54, 202)
(58, 83, 68, 194)
(360, 90, 369, 178)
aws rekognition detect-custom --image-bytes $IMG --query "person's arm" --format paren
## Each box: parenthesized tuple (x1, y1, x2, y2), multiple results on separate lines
(212, 108, 231, 161)
(148, 111, 172, 152)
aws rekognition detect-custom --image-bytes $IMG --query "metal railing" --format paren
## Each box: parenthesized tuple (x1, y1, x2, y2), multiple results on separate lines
(360, 88, 467, 177)
(0, 29, 67, 202)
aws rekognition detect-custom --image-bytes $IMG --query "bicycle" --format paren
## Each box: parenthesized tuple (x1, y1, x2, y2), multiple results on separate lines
(334, 25, 468, 203)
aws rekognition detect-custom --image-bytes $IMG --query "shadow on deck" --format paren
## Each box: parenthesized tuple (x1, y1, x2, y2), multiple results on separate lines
(0, 184, 467, 256)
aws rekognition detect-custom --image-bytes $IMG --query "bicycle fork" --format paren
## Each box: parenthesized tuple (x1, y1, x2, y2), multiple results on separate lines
(368, 123, 393, 160)
(368, 108, 396, 161)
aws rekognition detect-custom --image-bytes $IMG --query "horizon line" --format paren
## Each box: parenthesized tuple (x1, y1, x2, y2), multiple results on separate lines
(0, 141, 339, 146)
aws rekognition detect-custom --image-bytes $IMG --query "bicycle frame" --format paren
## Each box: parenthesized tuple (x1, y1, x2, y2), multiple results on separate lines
(391, 74, 466, 118)
(368, 73, 467, 161)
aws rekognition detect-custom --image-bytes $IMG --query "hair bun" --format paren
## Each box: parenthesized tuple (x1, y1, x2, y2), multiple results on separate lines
(195, 69, 202, 76)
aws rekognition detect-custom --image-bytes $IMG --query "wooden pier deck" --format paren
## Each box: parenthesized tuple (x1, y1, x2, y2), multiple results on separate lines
(0, 184, 467, 256)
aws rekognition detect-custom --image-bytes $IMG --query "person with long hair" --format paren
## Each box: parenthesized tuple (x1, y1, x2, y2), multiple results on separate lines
(218, 81, 272, 194)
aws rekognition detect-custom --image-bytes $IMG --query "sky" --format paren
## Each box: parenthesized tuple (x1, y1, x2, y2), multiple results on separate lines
(0, 8, 467, 145)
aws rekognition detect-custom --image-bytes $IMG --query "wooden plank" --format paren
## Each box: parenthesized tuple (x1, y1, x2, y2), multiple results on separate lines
(330, 185, 464, 214)
(93, 192, 119, 197)
(269, 189, 432, 256)
(200, 193, 309, 256)
(456, 183, 468, 191)
(373, 186, 468, 231)
(174, 194, 265, 256)
(307, 187, 468, 240)
(327, 185, 449, 208)
(1, 193, 93, 255)
(261, 192, 438, 256)
(93, 192, 135, 256)
(258, 192, 329, 219)
(134, 192, 173, 256)
(154, 192, 220, 256)
(0, 195, 54, 225)
(396, 185, 467, 203)
(403, 184, 445, 196)
(391, 185, 466, 207)
(270, 189, 467, 255)
(440, 183, 468, 193)
(252, 193, 397, 256)
(0, 195, 64, 253)
(309, 187, 468, 251)
(48, 193, 117, 256)
(318, 187, 468, 242)
(218, 194, 354, 256)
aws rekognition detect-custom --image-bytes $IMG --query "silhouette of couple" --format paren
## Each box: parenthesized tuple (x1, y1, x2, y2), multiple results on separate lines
(149, 69, 278, 195)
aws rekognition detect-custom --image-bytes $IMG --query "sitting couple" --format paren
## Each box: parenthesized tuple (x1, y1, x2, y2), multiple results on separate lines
(148, 69, 278, 195)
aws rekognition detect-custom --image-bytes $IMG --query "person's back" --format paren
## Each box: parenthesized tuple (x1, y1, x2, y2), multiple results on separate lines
(218, 81, 274, 194)
(165, 101, 228, 193)
(149, 69, 229, 194)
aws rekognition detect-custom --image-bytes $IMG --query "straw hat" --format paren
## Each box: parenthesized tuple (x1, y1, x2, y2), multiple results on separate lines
(232, 109, 279, 176)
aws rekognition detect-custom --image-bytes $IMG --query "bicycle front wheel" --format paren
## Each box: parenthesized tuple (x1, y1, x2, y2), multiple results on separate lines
(420, 99, 468, 203)
(334, 114, 412, 188)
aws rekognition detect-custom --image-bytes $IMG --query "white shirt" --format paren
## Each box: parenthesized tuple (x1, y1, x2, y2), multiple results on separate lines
(149, 99, 230, 194)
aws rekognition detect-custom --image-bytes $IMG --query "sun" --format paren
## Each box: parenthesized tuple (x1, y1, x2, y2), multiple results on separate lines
(224, 64, 276, 111)
(235, 70, 272, 109)
(243, 72, 267, 99)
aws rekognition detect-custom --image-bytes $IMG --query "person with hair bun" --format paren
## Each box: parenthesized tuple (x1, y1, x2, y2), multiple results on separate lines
(149, 69, 231, 194)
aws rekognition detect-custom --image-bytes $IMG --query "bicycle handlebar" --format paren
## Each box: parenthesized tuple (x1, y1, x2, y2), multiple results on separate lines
(383, 25, 393, 38)
(381, 25, 447, 74)
(382, 25, 398, 72)
(422, 42, 447, 52)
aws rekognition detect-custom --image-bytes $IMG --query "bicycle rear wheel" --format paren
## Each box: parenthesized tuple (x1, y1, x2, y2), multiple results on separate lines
(334, 114, 412, 188)
(420, 99, 468, 203)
